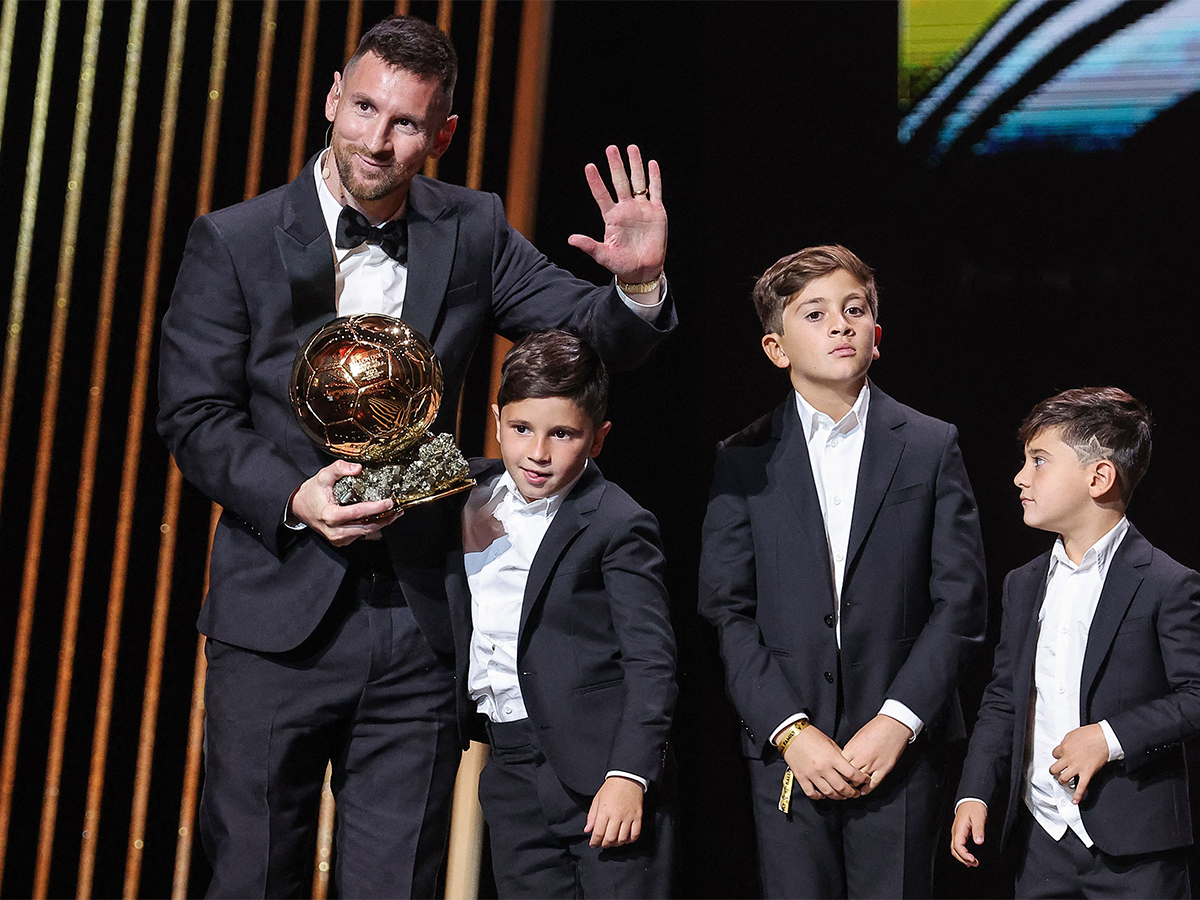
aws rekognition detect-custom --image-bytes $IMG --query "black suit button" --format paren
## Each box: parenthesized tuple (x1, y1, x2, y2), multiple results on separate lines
(823, 614, 835, 628)
(824, 671, 835, 683)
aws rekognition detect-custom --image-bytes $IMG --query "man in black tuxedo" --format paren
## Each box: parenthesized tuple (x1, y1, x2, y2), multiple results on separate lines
(156, 15, 675, 899)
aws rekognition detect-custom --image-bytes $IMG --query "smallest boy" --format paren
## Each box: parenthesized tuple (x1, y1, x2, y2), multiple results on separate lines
(953, 387, 1200, 898)
(451, 329, 677, 899)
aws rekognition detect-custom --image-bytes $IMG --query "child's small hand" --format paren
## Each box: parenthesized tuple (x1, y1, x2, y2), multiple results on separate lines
(584, 776, 644, 848)
(950, 800, 987, 867)
(840, 714, 912, 794)
(783, 725, 869, 801)
(1050, 723, 1109, 804)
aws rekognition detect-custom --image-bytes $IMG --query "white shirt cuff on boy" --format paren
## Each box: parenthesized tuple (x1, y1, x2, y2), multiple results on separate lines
(880, 700, 923, 742)
(606, 770, 648, 792)
(1099, 719, 1124, 761)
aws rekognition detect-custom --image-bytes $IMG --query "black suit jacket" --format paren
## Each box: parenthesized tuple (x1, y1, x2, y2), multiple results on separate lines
(448, 459, 677, 795)
(957, 525, 1200, 856)
(157, 159, 676, 657)
(699, 383, 987, 758)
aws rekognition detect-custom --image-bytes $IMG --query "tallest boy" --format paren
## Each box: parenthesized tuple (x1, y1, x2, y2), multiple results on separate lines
(157, 15, 674, 899)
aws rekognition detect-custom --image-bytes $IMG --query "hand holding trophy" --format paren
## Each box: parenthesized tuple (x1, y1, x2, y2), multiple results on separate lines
(290, 314, 474, 511)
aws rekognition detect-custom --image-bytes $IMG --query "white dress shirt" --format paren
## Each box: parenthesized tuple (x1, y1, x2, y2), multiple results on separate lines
(771, 385, 922, 744)
(1024, 517, 1128, 847)
(463, 468, 646, 789)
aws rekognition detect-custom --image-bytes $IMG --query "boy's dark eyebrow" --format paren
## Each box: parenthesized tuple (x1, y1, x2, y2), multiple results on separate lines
(798, 291, 866, 307)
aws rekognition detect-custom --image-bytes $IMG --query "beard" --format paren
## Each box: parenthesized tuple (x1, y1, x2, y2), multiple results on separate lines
(330, 136, 409, 202)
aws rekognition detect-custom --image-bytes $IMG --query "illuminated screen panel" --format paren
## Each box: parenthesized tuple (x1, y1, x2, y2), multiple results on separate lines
(899, 0, 1200, 160)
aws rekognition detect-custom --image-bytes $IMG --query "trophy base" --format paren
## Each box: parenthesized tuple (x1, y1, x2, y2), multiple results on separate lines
(332, 432, 475, 512)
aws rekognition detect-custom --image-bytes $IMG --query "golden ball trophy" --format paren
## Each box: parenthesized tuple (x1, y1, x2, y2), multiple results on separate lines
(290, 314, 474, 509)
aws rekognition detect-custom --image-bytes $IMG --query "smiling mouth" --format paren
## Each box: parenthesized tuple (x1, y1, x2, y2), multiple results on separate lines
(521, 467, 550, 482)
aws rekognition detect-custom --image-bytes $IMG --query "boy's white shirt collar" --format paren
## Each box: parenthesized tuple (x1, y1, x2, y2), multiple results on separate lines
(1050, 515, 1129, 578)
(794, 382, 870, 440)
(487, 466, 586, 520)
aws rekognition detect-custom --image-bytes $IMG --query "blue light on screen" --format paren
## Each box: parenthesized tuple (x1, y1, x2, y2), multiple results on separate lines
(900, 0, 1200, 160)
(976, 0, 1200, 152)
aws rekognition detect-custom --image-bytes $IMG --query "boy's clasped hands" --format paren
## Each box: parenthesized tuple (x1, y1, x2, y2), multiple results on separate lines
(782, 713, 914, 800)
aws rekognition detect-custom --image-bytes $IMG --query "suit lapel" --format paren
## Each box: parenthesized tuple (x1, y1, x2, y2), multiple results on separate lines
(277, 156, 338, 347)
(518, 462, 604, 642)
(1080, 525, 1149, 702)
(1011, 554, 1052, 752)
(845, 385, 906, 572)
(771, 399, 836, 600)
(401, 176, 458, 342)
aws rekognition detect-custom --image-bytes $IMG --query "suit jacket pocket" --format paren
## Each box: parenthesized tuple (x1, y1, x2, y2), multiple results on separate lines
(572, 677, 624, 696)
(445, 282, 479, 307)
(881, 483, 927, 507)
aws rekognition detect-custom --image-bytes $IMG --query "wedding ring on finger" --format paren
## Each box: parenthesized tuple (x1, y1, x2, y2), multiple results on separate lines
(632, 187, 648, 197)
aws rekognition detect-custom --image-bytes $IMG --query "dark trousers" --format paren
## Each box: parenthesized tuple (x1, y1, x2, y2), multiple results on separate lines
(200, 548, 460, 898)
(1012, 807, 1190, 899)
(748, 732, 942, 899)
(479, 717, 673, 899)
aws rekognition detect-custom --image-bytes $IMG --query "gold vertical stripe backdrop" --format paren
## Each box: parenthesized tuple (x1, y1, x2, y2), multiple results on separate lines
(0, 0, 18, 157)
(0, 2, 549, 894)
(30, 3, 105, 894)
(70, 4, 150, 891)
(0, 1, 62, 888)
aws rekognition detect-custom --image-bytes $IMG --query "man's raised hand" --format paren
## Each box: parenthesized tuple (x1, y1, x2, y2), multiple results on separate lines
(567, 144, 667, 285)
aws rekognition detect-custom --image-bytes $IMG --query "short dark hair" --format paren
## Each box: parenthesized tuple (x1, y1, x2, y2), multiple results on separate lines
(1018, 387, 1152, 504)
(753, 244, 878, 334)
(497, 330, 609, 425)
(347, 15, 458, 112)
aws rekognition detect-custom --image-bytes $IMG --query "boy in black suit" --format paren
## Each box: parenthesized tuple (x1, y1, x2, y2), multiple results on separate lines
(952, 387, 1200, 898)
(452, 330, 676, 898)
(700, 245, 987, 897)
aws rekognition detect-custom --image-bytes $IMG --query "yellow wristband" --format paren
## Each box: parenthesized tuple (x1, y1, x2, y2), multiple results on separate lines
(775, 719, 808, 755)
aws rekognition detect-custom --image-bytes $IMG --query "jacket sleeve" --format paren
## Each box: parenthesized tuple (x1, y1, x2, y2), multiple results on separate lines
(1107, 566, 1200, 770)
(956, 570, 1024, 805)
(698, 447, 806, 753)
(485, 193, 676, 373)
(883, 424, 988, 726)
(600, 508, 678, 784)
(156, 214, 309, 557)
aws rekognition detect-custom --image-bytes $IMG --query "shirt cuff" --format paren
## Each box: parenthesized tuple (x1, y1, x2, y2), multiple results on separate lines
(880, 700, 923, 742)
(616, 276, 666, 322)
(283, 488, 307, 531)
(605, 770, 648, 792)
(770, 713, 809, 746)
(956, 797, 988, 812)
(1098, 719, 1125, 762)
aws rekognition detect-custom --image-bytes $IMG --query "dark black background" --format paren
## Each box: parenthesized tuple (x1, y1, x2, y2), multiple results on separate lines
(0, 1, 1197, 897)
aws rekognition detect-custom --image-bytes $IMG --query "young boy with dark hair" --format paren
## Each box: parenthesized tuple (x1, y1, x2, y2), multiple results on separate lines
(952, 387, 1200, 898)
(448, 329, 676, 898)
(700, 245, 988, 898)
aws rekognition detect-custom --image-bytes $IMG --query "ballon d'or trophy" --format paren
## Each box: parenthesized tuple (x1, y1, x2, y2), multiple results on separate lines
(290, 314, 474, 510)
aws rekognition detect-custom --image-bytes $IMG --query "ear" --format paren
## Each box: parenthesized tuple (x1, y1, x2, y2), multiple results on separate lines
(491, 402, 502, 438)
(325, 73, 343, 123)
(589, 421, 612, 458)
(872, 323, 882, 360)
(1089, 459, 1120, 501)
(428, 114, 458, 160)
(761, 333, 790, 370)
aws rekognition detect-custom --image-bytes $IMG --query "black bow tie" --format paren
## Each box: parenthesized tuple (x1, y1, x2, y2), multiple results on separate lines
(335, 206, 407, 263)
